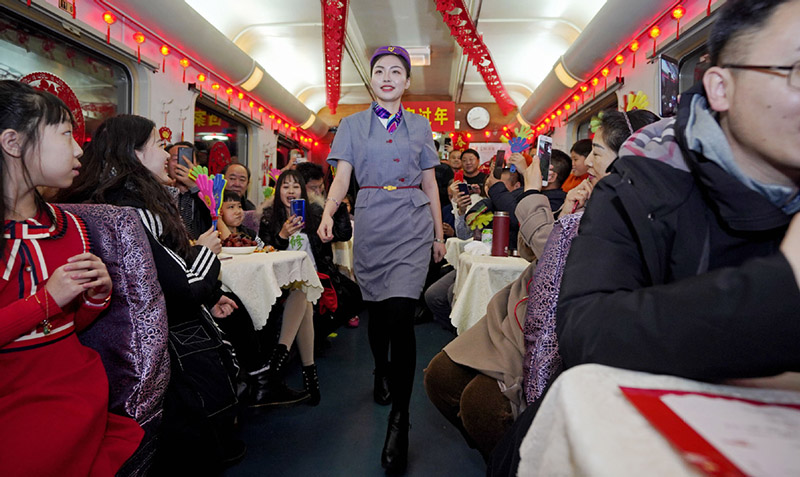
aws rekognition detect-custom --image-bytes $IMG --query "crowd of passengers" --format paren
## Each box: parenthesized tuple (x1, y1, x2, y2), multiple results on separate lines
(3, 0, 800, 475)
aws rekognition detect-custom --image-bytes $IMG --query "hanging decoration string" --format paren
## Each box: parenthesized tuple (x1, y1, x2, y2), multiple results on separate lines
(322, 0, 349, 115)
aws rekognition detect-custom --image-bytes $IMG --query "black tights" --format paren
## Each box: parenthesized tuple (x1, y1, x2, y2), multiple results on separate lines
(367, 297, 417, 413)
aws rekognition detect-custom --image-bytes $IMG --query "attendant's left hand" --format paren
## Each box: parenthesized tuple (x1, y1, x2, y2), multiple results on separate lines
(65, 252, 112, 300)
(211, 295, 238, 319)
(433, 241, 446, 263)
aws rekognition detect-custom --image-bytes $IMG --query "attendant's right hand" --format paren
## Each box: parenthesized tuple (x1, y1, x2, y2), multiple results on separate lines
(196, 226, 222, 254)
(46, 263, 89, 308)
(318, 214, 334, 242)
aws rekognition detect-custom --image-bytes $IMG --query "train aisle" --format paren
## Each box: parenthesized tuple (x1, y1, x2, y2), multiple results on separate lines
(224, 314, 486, 477)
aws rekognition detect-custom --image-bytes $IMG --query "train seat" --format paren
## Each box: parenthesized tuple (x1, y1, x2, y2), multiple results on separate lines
(60, 203, 170, 477)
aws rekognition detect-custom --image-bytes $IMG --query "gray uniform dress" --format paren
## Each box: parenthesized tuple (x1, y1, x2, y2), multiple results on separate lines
(327, 105, 439, 302)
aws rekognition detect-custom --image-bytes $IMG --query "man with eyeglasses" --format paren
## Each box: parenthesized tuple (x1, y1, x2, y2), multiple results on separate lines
(554, 0, 800, 390)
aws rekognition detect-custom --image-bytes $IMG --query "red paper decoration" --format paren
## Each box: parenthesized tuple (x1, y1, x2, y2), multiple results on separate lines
(630, 40, 640, 69)
(133, 32, 145, 63)
(650, 26, 661, 56)
(322, 0, 349, 114)
(212, 83, 220, 104)
(435, 0, 516, 115)
(672, 5, 686, 39)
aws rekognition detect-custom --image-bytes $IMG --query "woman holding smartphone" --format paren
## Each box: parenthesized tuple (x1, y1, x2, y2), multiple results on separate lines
(318, 45, 445, 473)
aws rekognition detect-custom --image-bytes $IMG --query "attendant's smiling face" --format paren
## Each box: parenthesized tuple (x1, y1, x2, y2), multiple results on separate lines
(370, 55, 410, 104)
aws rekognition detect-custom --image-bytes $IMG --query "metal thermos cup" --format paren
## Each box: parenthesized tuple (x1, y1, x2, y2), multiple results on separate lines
(492, 212, 510, 256)
(291, 199, 306, 226)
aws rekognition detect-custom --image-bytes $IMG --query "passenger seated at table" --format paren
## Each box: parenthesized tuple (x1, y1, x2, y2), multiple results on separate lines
(0, 80, 144, 477)
(55, 114, 247, 472)
(218, 191, 260, 244)
(296, 161, 327, 207)
(460, 148, 488, 196)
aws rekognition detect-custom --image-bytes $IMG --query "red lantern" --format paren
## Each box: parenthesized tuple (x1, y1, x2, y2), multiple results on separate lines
(650, 26, 661, 56)
(672, 5, 686, 39)
(601, 67, 610, 90)
(133, 32, 145, 63)
(630, 40, 640, 69)
(211, 82, 220, 104)
(160, 45, 170, 73)
(225, 87, 233, 109)
(102, 11, 116, 44)
(590, 77, 599, 99)
(615, 54, 625, 80)
(179, 58, 189, 83)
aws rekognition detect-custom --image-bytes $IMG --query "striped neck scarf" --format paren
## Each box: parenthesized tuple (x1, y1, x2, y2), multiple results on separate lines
(372, 103, 403, 134)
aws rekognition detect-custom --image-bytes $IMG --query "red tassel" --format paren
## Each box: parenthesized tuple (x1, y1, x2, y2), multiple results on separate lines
(632, 52, 636, 69)
(182, 69, 186, 83)
(106, 25, 111, 44)
(162, 58, 165, 73)
(707, 0, 711, 15)
(137, 46, 141, 63)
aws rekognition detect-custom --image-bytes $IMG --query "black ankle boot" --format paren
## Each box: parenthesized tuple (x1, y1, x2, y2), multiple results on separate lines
(373, 368, 391, 405)
(381, 410, 409, 474)
(250, 344, 309, 408)
(302, 364, 321, 406)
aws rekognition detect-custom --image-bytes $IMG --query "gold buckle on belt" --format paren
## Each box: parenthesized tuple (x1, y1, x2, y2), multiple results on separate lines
(383, 185, 397, 191)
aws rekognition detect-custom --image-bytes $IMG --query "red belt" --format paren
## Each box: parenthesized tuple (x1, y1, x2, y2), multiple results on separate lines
(360, 185, 419, 191)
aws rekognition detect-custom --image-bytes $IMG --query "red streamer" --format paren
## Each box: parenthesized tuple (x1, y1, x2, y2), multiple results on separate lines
(322, 0, 348, 114)
(435, 0, 516, 115)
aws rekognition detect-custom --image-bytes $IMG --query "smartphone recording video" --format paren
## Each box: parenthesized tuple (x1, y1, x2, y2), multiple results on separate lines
(537, 136, 553, 187)
(493, 150, 506, 180)
(177, 147, 193, 169)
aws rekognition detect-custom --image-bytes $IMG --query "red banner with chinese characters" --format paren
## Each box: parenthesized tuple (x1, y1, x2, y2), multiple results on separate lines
(403, 101, 455, 132)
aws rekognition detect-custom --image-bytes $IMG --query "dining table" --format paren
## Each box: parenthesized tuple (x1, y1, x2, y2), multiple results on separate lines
(219, 250, 323, 330)
(449, 252, 529, 334)
(519, 363, 800, 476)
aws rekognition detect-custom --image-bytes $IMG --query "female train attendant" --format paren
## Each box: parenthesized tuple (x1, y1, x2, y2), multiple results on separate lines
(318, 45, 446, 473)
(0, 80, 143, 475)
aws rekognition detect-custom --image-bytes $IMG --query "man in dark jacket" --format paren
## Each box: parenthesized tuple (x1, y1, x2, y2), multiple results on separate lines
(557, 0, 800, 382)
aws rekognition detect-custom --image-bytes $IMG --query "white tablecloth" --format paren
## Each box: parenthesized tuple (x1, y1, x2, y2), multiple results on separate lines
(219, 251, 323, 330)
(519, 364, 800, 477)
(444, 237, 472, 270)
(449, 253, 528, 334)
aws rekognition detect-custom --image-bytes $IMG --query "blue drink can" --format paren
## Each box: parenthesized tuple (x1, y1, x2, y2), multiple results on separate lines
(291, 198, 306, 225)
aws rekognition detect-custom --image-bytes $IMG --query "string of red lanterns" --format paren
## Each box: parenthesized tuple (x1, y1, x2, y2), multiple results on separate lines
(533, 0, 719, 134)
(321, 0, 348, 114)
(435, 0, 516, 115)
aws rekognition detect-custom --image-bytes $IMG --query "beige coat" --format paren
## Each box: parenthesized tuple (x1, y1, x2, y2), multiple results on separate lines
(442, 193, 555, 417)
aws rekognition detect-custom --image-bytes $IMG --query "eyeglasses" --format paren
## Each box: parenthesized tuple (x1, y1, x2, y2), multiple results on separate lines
(722, 62, 800, 89)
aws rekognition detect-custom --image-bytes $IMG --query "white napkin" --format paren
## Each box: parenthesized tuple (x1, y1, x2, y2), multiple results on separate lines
(464, 240, 490, 256)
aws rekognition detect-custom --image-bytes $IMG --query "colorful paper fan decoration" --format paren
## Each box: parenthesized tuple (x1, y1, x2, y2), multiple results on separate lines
(263, 186, 275, 199)
(188, 165, 209, 181)
(194, 172, 227, 229)
(466, 203, 494, 230)
(501, 124, 534, 172)
(624, 91, 650, 111)
(590, 111, 605, 134)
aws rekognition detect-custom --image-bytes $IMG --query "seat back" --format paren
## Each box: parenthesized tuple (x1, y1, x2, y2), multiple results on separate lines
(59, 203, 170, 476)
(522, 211, 583, 405)
(243, 209, 260, 232)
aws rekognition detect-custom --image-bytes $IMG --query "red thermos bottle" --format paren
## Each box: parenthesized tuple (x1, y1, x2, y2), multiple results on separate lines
(492, 212, 510, 256)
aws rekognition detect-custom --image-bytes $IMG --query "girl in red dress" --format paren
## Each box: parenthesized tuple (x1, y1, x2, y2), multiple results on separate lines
(0, 80, 143, 476)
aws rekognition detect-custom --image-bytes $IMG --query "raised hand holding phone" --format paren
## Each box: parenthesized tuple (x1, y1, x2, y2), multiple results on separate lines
(536, 135, 553, 187)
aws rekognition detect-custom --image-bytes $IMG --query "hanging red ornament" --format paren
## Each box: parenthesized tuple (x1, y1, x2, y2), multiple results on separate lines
(601, 67, 610, 90)
(237, 92, 244, 110)
(591, 77, 599, 99)
(630, 41, 640, 69)
(572, 93, 580, 110)
(179, 58, 189, 83)
(133, 32, 145, 63)
(672, 5, 686, 39)
(196, 73, 206, 93)
(707, 0, 712, 16)
(160, 45, 170, 73)
(102, 11, 116, 44)
(225, 87, 233, 110)
(615, 54, 625, 80)
(211, 83, 220, 104)
(650, 26, 661, 56)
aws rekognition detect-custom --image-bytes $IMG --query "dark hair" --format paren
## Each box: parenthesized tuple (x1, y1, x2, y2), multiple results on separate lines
(55, 114, 192, 259)
(570, 139, 593, 158)
(599, 109, 661, 154)
(550, 149, 572, 187)
(221, 162, 251, 181)
(461, 148, 480, 161)
(370, 54, 411, 78)
(708, 0, 790, 65)
(296, 162, 324, 184)
(262, 170, 309, 238)
(223, 190, 242, 203)
(0, 80, 74, 253)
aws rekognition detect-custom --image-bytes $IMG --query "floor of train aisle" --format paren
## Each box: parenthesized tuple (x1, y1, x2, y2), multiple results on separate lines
(224, 313, 486, 477)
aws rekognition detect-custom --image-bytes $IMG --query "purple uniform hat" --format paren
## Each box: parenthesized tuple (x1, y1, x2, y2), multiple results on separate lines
(370, 45, 411, 72)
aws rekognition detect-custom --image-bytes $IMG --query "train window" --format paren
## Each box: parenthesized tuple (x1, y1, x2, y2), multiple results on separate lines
(679, 46, 711, 93)
(194, 102, 248, 172)
(0, 9, 131, 144)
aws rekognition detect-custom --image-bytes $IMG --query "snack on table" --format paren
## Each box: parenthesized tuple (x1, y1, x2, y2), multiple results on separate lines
(221, 234, 258, 248)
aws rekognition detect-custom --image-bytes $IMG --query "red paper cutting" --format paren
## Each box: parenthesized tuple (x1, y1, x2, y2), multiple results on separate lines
(322, 0, 348, 115)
